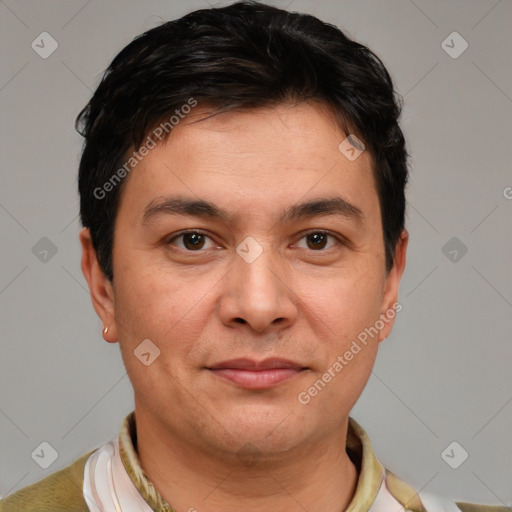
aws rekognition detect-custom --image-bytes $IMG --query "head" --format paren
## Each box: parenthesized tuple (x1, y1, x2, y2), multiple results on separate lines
(79, 1, 408, 460)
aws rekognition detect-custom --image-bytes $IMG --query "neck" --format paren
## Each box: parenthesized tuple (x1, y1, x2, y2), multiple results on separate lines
(134, 411, 359, 512)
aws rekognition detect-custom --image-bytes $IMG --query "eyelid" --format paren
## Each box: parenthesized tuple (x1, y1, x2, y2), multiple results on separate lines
(167, 228, 211, 240)
(293, 229, 346, 249)
(166, 229, 219, 249)
(166, 228, 348, 251)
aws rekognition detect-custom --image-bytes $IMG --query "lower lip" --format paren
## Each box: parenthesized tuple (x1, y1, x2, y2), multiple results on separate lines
(209, 368, 304, 389)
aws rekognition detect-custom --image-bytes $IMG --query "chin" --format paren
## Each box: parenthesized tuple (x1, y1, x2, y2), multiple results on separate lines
(216, 407, 312, 453)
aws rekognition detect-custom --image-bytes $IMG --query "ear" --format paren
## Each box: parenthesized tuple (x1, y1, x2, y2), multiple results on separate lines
(378, 229, 408, 342)
(79, 227, 118, 343)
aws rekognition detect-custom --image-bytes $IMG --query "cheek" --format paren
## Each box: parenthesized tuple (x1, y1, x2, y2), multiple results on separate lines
(295, 270, 382, 402)
(320, 273, 382, 402)
(301, 267, 383, 343)
(113, 263, 218, 365)
(112, 270, 207, 410)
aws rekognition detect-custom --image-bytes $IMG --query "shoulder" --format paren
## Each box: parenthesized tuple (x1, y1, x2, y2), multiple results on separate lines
(385, 469, 511, 512)
(0, 449, 94, 512)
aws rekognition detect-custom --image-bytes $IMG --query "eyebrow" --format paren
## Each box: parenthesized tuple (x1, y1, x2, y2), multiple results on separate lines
(142, 195, 365, 226)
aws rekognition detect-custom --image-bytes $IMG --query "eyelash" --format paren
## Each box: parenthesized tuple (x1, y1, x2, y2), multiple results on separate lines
(166, 229, 346, 252)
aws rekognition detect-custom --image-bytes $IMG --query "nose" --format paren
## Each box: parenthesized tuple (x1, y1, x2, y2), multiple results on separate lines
(218, 244, 298, 334)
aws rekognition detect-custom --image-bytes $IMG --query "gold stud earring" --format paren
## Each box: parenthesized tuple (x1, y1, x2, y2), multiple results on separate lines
(103, 326, 109, 335)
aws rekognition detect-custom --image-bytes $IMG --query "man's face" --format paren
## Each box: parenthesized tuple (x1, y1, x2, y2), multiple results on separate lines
(84, 102, 406, 458)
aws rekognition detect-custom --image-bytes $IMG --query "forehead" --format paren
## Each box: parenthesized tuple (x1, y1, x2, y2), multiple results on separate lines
(117, 103, 379, 229)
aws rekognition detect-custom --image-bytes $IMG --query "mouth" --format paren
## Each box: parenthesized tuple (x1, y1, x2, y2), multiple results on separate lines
(206, 358, 308, 390)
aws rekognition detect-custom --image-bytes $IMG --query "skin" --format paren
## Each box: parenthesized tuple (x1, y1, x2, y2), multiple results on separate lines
(80, 102, 408, 512)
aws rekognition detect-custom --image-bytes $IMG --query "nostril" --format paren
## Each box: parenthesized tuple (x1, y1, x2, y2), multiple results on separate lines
(235, 318, 246, 324)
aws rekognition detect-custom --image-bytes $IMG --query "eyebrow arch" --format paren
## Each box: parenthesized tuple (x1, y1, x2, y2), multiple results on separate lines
(280, 197, 364, 225)
(142, 196, 365, 226)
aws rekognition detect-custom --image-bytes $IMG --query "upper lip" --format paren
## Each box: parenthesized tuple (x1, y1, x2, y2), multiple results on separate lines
(208, 358, 306, 370)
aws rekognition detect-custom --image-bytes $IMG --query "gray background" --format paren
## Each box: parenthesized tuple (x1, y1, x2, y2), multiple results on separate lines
(1, 0, 511, 506)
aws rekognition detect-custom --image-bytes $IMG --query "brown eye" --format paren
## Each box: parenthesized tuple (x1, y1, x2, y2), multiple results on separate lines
(306, 232, 328, 250)
(182, 232, 205, 250)
(167, 231, 216, 251)
(295, 231, 340, 251)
